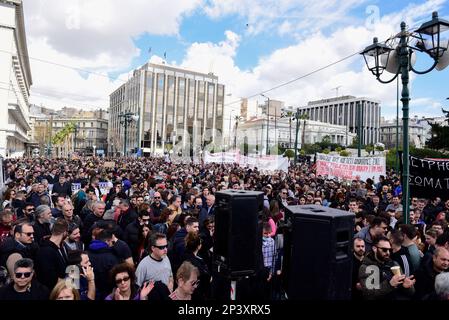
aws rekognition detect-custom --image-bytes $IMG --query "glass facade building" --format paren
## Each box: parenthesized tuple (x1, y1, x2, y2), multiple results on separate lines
(109, 63, 225, 155)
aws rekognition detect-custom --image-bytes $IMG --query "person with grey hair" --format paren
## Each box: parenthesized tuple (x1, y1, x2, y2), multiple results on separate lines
(435, 272, 449, 300)
(82, 201, 106, 245)
(0, 258, 49, 300)
(33, 205, 52, 244)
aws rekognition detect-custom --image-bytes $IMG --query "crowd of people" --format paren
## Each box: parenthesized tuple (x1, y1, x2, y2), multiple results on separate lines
(0, 155, 448, 300)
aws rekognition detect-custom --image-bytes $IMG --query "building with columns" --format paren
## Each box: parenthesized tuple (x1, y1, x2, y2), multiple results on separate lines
(109, 62, 225, 156)
(0, 0, 32, 158)
(297, 96, 381, 145)
(238, 116, 356, 153)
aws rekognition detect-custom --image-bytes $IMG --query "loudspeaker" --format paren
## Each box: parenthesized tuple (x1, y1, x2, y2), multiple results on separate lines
(213, 190, 264, 278)
(284, 205, 354, 300)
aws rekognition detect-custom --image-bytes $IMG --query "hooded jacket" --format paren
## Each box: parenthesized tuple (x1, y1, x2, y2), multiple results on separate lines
(88, 240, 119, 300)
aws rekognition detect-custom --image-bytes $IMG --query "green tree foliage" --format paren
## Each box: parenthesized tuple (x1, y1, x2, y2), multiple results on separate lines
(339, 150, 351, 157)
(284, 149, 295, 159)
(427, 123, 449, 150)
(375, 145, 384, 151)
(51, 122, 76, 145)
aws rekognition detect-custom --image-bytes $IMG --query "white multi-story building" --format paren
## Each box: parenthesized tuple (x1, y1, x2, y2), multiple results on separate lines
(297, 96, 381, 145)
(238, 116, 356, 153)
(380, 116, 430, 149)
(0, 0, 32, 158)
(109, 62, 225, 156)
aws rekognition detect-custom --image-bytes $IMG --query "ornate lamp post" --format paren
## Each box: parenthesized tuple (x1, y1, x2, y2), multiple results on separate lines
(118, 111, 139, 156)
(361, 11, 449, 224)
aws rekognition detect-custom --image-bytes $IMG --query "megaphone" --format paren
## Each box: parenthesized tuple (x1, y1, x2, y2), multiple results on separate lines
(415, 39, 449, 71)
(380, 49, 417, 74)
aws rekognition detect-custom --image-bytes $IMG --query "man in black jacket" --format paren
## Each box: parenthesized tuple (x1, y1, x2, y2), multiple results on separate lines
(33, 205, 52, 245)
(170, 217, 199, 273)
(124, 210, 151, 262)
(390, 230, 414, 277)
(35, 218, 69, 290)
(82, 201, 106, 245)
(359, 236, 415, 300)
(0, 222, 38, 274)
(52, 175, 72, 198)
(117, 199, 137, 232)
(0, 258, 49, 300)
(199, 195, 215, 225)
(88, 229, 119, 300)
(414, 247, 449, 300)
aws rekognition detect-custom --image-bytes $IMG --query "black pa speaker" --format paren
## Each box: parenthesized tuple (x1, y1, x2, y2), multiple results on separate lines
(284, 205, 354, 300)
(213, 190, 264, 278)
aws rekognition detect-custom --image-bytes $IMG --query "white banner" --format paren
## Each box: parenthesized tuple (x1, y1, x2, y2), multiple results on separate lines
(204, 151, 289, 172)
(316, 153, 386, 182)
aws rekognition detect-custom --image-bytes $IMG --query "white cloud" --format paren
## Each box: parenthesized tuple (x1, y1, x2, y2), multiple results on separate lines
(189, 0, 448, 121)
(204, 0, 367, 37)
(22, 0, 448, 119)
(23, 0, 201, 109)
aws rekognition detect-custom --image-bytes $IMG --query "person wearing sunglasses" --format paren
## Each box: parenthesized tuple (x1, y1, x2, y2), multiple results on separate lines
(150, 192, 167, 224)
(0, 258, 49, 300)
(105, 263, 153, 300)
(358, 236, 415, 300)
(169, 261, 200, 300)
(135, 233, 173, 293)
(22, 203, 35, 223)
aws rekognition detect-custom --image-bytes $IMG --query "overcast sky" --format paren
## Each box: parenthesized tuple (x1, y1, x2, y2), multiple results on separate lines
(22, 0, 449, 120)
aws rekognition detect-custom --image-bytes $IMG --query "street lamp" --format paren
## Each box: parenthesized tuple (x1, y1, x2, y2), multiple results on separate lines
(118, 111, 139, 156)
(261, 94, 271, 155)
(281, 108, 295, 149)
(361, 11, 449, 224)
(73, 123, 79, 153)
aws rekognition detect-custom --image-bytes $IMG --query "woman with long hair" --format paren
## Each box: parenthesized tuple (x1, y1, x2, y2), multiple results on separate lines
(136, 223, 152, 263)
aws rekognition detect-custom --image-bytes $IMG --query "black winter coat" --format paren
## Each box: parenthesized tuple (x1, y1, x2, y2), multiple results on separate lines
(35, 239, 68, 290)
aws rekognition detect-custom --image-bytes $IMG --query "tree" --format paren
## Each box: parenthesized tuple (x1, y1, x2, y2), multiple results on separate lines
(375, 145, 384, 152)
(365, 144, 374, 155)
(427, 123, 449, 150)
(284, 149, 295, 160)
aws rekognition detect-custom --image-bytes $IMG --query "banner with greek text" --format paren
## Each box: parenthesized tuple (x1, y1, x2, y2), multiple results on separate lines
(409, 156, 449, 199)
(316, 153, 386, 182)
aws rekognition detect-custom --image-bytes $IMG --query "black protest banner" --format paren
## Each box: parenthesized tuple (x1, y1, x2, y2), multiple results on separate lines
(409, 155, 449, 200)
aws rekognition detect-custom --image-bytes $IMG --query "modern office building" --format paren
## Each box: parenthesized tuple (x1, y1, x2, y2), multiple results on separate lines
(0, 0, 32, 158)
(108, 62, 225, 156)
(297, 96, 381, 145)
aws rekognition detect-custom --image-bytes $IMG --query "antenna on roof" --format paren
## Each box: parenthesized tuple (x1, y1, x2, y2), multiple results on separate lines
(331, 86, 342, 98)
